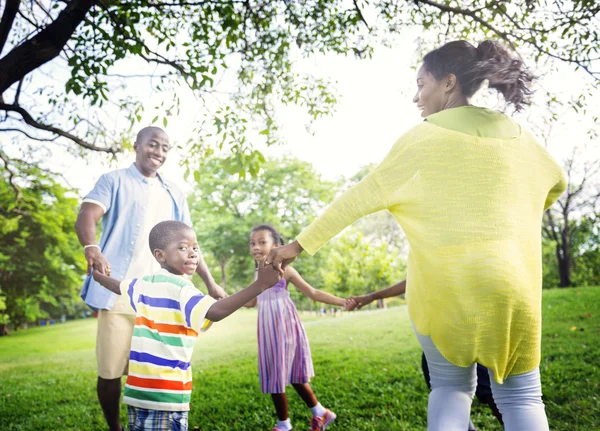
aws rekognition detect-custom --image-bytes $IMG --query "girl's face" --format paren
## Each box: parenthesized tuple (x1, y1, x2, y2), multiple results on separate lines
(249, 230, 278, 262)
(412, 65, 447, 117)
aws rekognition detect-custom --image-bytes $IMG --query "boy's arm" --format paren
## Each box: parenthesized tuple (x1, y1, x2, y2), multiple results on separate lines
(348, 280, 407, 310)
(287, 267, 345, 307)
(206, 259, 279, 322)
(92, 270, 122, 295)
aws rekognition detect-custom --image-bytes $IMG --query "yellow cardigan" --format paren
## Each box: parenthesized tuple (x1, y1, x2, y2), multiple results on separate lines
(297, 118, 566, 383)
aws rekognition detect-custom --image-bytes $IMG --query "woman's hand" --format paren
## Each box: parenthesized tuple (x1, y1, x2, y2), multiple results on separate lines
(265, 240, 304, 275)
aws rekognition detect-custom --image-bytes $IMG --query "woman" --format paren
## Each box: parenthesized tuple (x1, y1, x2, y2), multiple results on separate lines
(266, 40, 566, 431)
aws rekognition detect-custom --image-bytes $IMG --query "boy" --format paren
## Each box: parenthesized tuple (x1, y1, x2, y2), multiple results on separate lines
(92, 220, 280, 431)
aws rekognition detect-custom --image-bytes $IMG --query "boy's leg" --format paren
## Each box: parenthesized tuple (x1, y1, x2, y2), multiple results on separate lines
(475, 364, 503, 426)
(488, 368, 548, 431)
(96, 297, 136, 431)
(414, 326, 477, 431)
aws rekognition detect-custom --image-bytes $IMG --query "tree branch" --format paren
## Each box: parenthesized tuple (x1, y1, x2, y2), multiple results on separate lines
(0, 127, 59, 142)
(0, 0, 20, 56)
(353, 0, 371, 31)
(0, 149, 22, 201)
(0, 0, 94, 95)
(0, 103, 118, 153)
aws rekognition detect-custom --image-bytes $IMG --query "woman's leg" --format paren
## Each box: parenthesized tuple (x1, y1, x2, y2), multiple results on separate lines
(488, 368, 548, 431)
(414, 328, 477, 431)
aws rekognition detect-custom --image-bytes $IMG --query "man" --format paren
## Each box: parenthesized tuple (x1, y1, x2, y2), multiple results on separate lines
(75, 126, 226, 431)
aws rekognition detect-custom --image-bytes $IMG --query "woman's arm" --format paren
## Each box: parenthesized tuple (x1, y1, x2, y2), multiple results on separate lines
(287, 267, 345, 307)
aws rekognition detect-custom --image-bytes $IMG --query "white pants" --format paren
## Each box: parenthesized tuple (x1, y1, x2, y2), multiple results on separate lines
(415, 327, 549, 431)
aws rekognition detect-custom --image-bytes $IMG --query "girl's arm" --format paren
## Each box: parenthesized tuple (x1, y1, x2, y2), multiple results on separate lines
(244, 297, 257, 308)
(347, 280, 406, 310)
(287, 267, 345, 307)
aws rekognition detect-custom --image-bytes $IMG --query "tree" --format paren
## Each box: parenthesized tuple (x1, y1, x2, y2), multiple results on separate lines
(189, 156, 338, 291)
(0, 155, 86, 328)
(0, 1, 598, 177)
(543, 149, 600, 287)
(321, 229, 406, 308)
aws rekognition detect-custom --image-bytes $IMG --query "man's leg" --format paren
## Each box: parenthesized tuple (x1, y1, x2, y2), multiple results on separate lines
(97, 376, 123, 431)
(96, 303, 135, 431)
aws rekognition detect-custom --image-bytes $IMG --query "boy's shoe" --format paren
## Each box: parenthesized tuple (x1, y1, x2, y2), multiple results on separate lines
(310, 409, 336, 431)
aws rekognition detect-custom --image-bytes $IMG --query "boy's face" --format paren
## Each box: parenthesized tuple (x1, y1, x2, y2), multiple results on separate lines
(154, 229, 199, 276)
(249, 230, 277, 262)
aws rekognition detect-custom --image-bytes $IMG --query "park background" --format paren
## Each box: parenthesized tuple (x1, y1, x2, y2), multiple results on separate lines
(0, 1, 599, 429)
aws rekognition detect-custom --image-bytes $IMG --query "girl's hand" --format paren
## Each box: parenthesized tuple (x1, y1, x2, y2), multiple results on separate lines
(344, 298, 359, 311)
(350, 293, 375, 310)
(265, 240, 303, 275)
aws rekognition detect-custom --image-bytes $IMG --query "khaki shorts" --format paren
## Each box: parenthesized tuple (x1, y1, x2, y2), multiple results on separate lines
(96, 294, 136, 379)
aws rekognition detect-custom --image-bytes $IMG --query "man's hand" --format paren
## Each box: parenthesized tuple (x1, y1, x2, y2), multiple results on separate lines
(207, 283, 228, 300)
(348, 293, 375, 310)
(85, 247, 111, 276)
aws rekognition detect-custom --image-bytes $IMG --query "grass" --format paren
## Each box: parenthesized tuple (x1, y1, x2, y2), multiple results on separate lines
(0, 287, 599, 430)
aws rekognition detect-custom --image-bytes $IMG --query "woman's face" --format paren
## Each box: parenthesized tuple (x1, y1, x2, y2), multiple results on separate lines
(412, 65, 447, 118)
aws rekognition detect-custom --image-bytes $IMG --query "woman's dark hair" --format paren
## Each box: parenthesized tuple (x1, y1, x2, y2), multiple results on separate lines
(251, 224, 285, 246)
(422, 40, 535, 111)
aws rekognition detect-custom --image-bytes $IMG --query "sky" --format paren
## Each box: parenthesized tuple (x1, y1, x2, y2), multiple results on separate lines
(4, 28, 599, 198)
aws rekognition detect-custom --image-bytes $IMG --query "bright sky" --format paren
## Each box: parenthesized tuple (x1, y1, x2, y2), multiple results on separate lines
(6, 31, 599, 197)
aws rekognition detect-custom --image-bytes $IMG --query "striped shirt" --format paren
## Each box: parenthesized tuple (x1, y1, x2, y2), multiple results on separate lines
(120, 268, 215, 411)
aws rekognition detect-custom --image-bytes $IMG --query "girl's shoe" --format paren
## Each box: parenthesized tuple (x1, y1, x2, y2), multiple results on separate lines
(271, 428, 292, 431)
(310, 409, 336, 431)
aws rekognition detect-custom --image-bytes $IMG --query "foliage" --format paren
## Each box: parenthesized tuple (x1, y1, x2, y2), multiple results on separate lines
(321, 230, 406, 299)
(0, 160, 86, 328)
(0, 1, 598, 176)
(1, 287, 599, 430)
(189, 156, 338, 290)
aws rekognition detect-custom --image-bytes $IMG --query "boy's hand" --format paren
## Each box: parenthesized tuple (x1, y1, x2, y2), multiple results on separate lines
(92, 269, 109, 284)
(256, 258, 281, 290)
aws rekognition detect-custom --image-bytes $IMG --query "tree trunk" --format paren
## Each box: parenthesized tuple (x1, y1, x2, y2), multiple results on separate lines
(219, 258, 227, 291)
(0, 0, 95, 94)
(377, 298, 386, 309)
(557, 212, 572, 287)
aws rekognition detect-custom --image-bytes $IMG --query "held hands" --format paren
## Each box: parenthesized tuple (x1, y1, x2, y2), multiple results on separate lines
(265, 240, 303, 275)
(256, 258, 282, 290)
(85, 247, 111, 276)
(207, 284, 228, 300)
(344, 293, 375, 311)
(91, 268, 110, 285)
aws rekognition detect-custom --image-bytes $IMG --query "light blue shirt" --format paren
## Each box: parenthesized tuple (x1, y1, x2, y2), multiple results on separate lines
(80, 164, 191, 310)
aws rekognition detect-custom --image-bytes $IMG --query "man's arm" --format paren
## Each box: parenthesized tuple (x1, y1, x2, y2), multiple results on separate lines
(74, 203, 111, 275)
(195, 253, 227, 299)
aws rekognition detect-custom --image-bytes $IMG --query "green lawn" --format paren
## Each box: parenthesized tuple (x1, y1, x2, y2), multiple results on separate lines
(1, 287, 599, 430)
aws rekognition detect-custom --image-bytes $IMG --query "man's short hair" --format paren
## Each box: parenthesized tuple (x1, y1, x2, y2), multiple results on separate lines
(149, 221, 193, 252)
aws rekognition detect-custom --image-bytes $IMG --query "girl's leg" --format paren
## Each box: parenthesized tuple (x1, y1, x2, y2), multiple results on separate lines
(271, 393, 290, 420)
(414, 327, 477, 431)
(488, 368, 549, 431)
(291, 383, 318, 408)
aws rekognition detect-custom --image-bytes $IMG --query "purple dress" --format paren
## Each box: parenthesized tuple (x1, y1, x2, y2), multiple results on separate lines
(257, 278, 315, 393)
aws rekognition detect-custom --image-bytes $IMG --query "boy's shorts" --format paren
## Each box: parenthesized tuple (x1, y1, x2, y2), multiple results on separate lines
(128, 406, 189, 431)
(96, 294, 136, 379)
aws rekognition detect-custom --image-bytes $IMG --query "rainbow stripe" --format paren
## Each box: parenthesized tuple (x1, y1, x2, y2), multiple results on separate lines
(120, 270, 215, 412)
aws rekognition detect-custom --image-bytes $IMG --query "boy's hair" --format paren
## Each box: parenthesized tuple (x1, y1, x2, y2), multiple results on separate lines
(251, 224, 285, 246)
(149, 221, 194, 252)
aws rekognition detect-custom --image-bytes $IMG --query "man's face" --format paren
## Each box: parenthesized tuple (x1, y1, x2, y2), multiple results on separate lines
(134, 129, 170, 175)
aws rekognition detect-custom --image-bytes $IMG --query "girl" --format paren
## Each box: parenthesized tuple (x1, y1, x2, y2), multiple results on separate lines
(246, 225, 342, 431)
